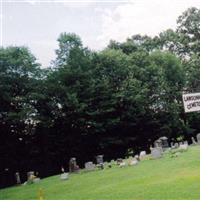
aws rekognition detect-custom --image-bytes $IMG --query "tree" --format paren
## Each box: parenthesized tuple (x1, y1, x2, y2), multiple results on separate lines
(177, 7, 200, 57)
(53, 32, 83, 68)
(0, 46, 42, 187)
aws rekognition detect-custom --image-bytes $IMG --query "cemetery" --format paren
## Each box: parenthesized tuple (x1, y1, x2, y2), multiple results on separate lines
(1, 135, 200, 199)
(1, 2, 200, 200)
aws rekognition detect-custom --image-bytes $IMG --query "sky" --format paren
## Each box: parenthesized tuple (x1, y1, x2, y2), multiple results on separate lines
(1, 0, 200, 67)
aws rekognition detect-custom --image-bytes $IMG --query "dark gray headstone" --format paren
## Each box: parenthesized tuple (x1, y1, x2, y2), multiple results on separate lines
(96, 155, 104, 164)
(154, 136, 169, 151)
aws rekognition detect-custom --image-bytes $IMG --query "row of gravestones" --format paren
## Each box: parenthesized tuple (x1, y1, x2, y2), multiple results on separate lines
(70, 134, 200, 173)
(150, 134, 200, 159)
(13, 155, 103, 184)
(14, 134, 200, 184)
(14, 171, 40, 185)
(60, 155, 104, 180)
(68, 155, 104, 173)
(84, 155, 104, 171)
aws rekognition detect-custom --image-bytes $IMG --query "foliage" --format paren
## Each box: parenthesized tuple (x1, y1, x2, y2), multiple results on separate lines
(1, 7, 200, 188)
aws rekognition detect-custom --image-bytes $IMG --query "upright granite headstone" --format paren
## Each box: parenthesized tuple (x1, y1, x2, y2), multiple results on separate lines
(196, 133, 200, 144)
(154, 136, 169, 151)
(151, 147, 162, 159)
(160, 136, 169, 150)
(96, 155, 104, 164)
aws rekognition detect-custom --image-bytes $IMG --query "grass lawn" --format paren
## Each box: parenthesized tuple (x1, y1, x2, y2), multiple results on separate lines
(1, 146, 200, 200)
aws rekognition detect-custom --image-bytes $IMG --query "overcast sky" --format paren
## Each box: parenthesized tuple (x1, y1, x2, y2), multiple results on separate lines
(1, 0, 200, 67)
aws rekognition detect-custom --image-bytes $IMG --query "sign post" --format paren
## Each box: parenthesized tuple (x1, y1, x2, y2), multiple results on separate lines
(182, 92, 200, 113)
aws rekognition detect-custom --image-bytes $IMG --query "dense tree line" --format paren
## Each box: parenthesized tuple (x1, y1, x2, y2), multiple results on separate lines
(0, 7, 200, 188)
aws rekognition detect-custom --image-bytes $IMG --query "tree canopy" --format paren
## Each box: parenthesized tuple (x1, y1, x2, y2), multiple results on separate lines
(1, 7, 200, 188)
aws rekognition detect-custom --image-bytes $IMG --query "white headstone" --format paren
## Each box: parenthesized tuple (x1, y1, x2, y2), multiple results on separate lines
(33, 178, 40, 183)
(60, 173, 69, 180)
(15, 172, 21, 184)
(85, 162, 95, 171)
(119, 162, 126, 167)
(129, 160, 138, 166)
(179, 144, 188, 151)
(139, 151, 147, 160)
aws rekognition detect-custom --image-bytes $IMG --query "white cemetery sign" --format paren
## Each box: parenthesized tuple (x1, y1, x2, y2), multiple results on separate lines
(182, 92, 200, 113)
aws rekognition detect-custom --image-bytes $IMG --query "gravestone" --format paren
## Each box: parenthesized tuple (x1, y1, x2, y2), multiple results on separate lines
(33, 178, 40, 183)
(119, 162, 126, 167)
(191, 137, 197, 145)
(69, 158, 79, 173)
(116, 158, 123, 165)
(151, 147, 162, 159)
(174, 143, 179, 148)
(160, 136, 169, 150)
(15, 172, 21, 185)
(96, 155, 104, 164)
(27, 171, 36, 184)
(60, 173, 69, 180)
(85, 162, 95, 171)
(179, 143, 188, 151)
(154, 136, 169, 151)
(27, 171, 34, 181)
(139, 151, 146, 160)
(179, 142, 183, 146)
(134, 155, 140, 162)
(61, 167, 65, 173)
(129, 159, 138, 166)
(196, 133, 200, 144)
(154, 139, 162, 148)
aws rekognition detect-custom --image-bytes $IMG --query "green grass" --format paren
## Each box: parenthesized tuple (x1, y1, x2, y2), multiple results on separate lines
(2, 146, 200, 200)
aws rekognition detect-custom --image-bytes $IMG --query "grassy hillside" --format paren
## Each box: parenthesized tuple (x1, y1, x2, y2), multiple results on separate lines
(1, 146, 200, 200)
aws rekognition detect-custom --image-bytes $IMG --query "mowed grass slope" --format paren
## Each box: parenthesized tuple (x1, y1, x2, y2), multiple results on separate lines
(1, 146, 200, 200)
